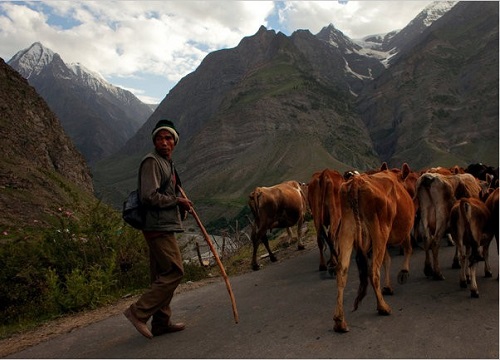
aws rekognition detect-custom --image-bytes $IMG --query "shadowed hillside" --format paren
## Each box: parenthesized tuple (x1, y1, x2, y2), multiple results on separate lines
(0, 58, 95, 231)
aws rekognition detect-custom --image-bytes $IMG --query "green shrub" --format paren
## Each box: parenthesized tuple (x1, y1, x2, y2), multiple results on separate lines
(0, 201, 150, 331)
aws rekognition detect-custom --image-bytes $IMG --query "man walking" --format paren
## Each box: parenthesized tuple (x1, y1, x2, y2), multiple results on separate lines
(124, 119, 192, 339)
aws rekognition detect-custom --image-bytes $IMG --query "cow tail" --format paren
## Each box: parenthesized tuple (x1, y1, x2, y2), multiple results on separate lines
(297, 182, 308, 217)
(348, 178, 369, 311)
(318, 172, 330, 247)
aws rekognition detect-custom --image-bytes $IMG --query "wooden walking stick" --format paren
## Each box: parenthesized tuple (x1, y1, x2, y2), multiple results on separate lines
(178, 186, 239, 324)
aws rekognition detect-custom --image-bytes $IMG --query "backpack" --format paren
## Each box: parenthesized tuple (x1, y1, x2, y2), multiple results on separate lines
(122, 189, 145, 230)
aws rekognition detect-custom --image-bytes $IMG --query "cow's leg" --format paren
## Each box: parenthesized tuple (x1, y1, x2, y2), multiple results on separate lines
(251, 230, 277, 270)
(458, 244, 467, 289)
(251, 231, 261, 271)
(328, 222, 340, 276)
(369, 227, 391, 316)
(382, 251, 393, 295)
(397, 235, 412, 285)
(465, 247, 472, 284)
(430, 235, 445, 280)
(296, 220, 305, 251)
(423, 237, 434, 277)
(422, 226, 435, 278)
(333, 225, 354, 333)
(452, 243, 460, 269)
(446, 233, 455, 246)
(469, 255, 479, 298)
(262, 233, 277, 263)
(448, 227, 460, 271)
(429, 205, 449, 280)
(285, 227, 293, 247)
(419, 203, 435, 277)
(317, 226, 328, 271)
(482, 238, 493, 278)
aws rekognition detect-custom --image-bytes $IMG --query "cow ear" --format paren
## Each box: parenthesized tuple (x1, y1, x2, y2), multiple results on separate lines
(380, 162, 388, 171)
(401, 163, 411, 180)
(486, 173, 493, 186)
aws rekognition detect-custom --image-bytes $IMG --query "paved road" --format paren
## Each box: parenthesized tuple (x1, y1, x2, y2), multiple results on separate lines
(8, 242, 499, 359)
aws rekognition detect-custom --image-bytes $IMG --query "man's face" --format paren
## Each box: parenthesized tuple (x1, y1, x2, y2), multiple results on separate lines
(154, 129, 176, 159)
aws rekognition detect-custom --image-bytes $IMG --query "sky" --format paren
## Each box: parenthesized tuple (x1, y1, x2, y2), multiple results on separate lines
(0, 1, 434, 104)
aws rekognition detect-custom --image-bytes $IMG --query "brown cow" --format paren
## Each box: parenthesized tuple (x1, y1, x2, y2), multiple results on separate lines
(449, 197, 494, 297)
(415, 172, 482, 280)
(333, 166, 415, 333)
(248, 180, 307, 271)
(307, 169, 343, 273)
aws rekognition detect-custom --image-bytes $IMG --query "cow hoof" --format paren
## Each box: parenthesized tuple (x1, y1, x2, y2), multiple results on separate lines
(424, 265, 434, 277)
(270, 256, 278, 263)
(485, 271, 493, 278)
(328, 267, 336, 278)
(433, 272, 445, 281)
(452, 259, 461, 269)
(319, 265, 327, 272)
(297, 245, 305, 251)
(333, 321, 349, 333)
(377, 308, 391, 316)
(397, 270, 409, 284)
(470, 290, 479, 298)
(252, 264, 260, 271)
(459, 280, 467, 288)
(382, 287, 394, 296)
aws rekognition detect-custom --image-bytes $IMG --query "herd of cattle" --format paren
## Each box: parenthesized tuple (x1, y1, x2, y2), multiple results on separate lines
(247, 162, 499, 332)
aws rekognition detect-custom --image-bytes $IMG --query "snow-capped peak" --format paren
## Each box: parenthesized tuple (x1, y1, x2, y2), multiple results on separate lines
(9, 42, 55, 79)
(417, 1, 457, 27)
(9, 42, 121, 96)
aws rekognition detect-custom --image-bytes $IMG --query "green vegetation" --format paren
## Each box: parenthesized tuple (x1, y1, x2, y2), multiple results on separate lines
(0, 202, 214, 339)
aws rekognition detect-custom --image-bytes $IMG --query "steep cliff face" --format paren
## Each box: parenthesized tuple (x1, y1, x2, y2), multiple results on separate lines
(0, 58, 94, 229)
(357, 1, 499, 168)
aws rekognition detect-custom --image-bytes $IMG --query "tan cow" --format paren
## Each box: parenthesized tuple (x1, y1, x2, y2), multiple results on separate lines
(415, 172, 482, 280)
(248, 180, 307, 271)
(307, 169, 343, 273)
(449, 197, 494, 297)
(333, 166, 415, 333)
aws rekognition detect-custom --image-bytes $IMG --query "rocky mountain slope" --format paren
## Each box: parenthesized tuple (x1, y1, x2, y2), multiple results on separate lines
(0, 58, 95, 230)
(8, 43, 153, 165)
(358, 1, 499, 167)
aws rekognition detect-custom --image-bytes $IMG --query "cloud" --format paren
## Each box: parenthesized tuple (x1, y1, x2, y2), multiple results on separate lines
(277, 1, 432, 38)
(0, 1, 433, 103)
(0, 1, 274, 79)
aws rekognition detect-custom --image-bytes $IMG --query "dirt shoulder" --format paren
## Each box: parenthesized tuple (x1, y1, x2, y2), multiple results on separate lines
(0, 277, 221, 358)
(0, 234, 316, 357)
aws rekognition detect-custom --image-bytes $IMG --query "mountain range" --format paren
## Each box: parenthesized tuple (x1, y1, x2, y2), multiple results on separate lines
(7, 42, 153, 164)
(2, 1, 498, 228)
